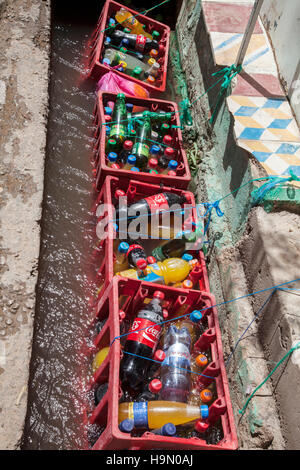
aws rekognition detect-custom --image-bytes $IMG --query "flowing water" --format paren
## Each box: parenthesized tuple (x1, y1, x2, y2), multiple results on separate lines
(22, 2, 100, 450)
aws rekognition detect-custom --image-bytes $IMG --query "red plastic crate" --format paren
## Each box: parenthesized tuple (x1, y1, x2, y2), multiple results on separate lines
(86, 277, 238, 450)
(92, 92, 191, 189)
(88, 0, 170, 94)
(92, 175, 209, 299)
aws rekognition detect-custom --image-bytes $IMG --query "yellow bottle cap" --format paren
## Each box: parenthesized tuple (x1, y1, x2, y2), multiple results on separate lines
(200, 389, 213, 403)
(148, 58, 156, 66)
(118, 60, 127, 69)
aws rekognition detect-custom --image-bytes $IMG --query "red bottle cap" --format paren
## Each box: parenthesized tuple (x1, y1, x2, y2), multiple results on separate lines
(149, 378, 162, 394)
(167, 170, 176, 176)
(153, 290, 165, 301)
(154, 349, 166, 362)
(158, 44, 165, 54)
(163, 135, 173, 145)
(136, 258, 147, 270)
(114, 189, 126, 199)
(119, 310, 126, 321)
(123, 140, 133, 150)
(162, 308, 169, 319)
(111, 163, 120, 169)
(104, 115, 112, 122)
(164, 147, 175, 158)
(194, 420, 209, 433)
(148, 158, 158, 169)
(147, 256, 156, 264)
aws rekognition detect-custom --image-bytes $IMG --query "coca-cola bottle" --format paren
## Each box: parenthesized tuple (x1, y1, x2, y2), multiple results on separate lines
(115, 192, 187, 225)
(108, 30, 159, 53)
(127, 243, 148, 268)
(120, 291, 165, 390)
(136, 378, 162, 402)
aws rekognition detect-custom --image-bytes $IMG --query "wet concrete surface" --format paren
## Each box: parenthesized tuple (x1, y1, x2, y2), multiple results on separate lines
(21, 3, 100, 450)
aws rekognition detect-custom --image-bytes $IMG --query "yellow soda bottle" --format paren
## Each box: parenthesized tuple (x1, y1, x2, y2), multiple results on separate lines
(115, 8, 152, 39)
(113, 242, 129, 274)
(116, 257, 192, 285)
(118, 401, 209, 428)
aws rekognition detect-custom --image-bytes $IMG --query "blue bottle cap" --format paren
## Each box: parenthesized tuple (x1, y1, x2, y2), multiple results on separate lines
(104, 37, 111, 45)
(118, 242, 129, 254)
(161, 423, 176, 436)
(182, 253, 193, 261)
(126, 103, 134, 112)
(150, 145, 160, 155)
(102, 58, 111, 66)
(105, 125, 111, 135)
(108, 152, 117, 162)
(119, 419, 134, 433)
(190, 310, 203, 323)
(104, 106, 112, 116)
(200, 405, 209, 420)
(168, 160, 178, 170)
(131, 167, 140, 172)
(127, 154, 136, 165)
(108, 18, 116, 26)
(121, 38, 130, 47)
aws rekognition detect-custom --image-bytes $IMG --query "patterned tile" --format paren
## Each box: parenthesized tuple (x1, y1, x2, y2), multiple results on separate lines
(210, 32, 277, 74)
(202, 2, 262, 33)
(237, 140, 300, 184)
(203, 0, 255, 3)
(232, 73, 285, 98)
(227, 96, 300, 142)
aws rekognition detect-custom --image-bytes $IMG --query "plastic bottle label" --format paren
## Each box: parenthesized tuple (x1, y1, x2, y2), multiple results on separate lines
(128, 402, 148, 428)
(136, 35, 147, 52)
(127, 318, 161, 349)
(145, 193, 169, 214)
(110, 123, 125, 138)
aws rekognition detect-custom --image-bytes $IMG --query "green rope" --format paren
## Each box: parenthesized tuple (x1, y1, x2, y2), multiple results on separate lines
(251, 170, 300, 205)
(239, 342, 300, 416)
(209, 64, 242, 124)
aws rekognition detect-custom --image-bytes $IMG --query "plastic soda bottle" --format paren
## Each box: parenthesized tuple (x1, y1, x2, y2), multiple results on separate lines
(113, 242, 129, 274)
(109, 93, 127, 148)
(118, 400, 209, 429)
(120, 291, 165, 390)
(115, 8, 153, 39)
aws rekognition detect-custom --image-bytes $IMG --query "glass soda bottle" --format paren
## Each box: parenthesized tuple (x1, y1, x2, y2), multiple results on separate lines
(109, 93, 127, 148)
(118, 401, 209, 429)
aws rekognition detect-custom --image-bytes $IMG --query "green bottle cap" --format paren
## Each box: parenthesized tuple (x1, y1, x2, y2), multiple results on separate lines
(117, 93, 125, 99)
(161, 123, 170, 131)
(120, 47, 127, 54)
(152, 30, 160, 40)
(149, 169, 158, 174)
(129, 129, 136, 137)
(132, 66, 142, 77)
(123, 28, 131, 34)
(107, 138, 117, 149)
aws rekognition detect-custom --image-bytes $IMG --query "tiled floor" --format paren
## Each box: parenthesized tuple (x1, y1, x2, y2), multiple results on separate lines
(202, 1, 300, 184)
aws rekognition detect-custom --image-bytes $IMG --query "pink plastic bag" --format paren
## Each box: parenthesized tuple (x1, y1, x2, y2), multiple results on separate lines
(96, 72, 149, 112)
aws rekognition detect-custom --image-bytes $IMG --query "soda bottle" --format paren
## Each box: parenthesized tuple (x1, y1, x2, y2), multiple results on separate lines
(115, 191, 187, 225)
(107, 152, 118, 167)
(136, 378, 162, 401)
(120, 44, 144, 62)
(107, 30, 159, 52)
(105, 137, 117, 153)
(117, 257, 192, 285)
(114, 242, 129, 274)
(118, 140, 134, 164)
(162, 160, 178, 175)
(94, 382, 108, 406)
(115, 8, 153, 39)
(149, 144, 161, 159)
(160, 325, 191, 402)
(152, 230, 198, 262)
(147, 158, 158, 172)
(123, 154, 136, 170)
(119, 419, 134, 433)
(145, 59, 160, 78)
(118, 400, 209, 429)
(109, 93, 127, 148)
(120, 291, 165, 390)
(126, 243, 148, 268)
(175, 310, 203, 344)
(152, 423, 176, 436)
(103, 48, 148, 75)
(132, 111, 152, 169)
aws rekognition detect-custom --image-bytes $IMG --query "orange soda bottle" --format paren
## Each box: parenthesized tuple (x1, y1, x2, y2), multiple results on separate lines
(115, 8, 152, 39)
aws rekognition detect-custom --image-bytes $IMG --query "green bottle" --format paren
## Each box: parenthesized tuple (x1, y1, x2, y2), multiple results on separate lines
(152, 230, 200, 261)
(109, 93, 127, 148)
(132, 111, 152, 169)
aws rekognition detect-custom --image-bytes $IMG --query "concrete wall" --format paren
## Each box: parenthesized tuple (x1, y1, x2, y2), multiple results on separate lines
(260, 0, 300, 124)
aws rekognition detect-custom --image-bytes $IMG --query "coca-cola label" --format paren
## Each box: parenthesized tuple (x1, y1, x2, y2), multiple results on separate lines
(135, 35, 147, 52)
(127, 318, 161, 349)
(145, 193, 169, 214)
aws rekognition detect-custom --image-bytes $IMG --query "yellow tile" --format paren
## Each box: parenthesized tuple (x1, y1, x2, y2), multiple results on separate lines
(235, 116, 263, 128)
(268, 128, 300, 142)
(277, 154, 300, 166)
(261, 162, 279, 176)
(239, 140, 272, 152)
(230, 96, 257, 108)
(263, 109, 292, 119)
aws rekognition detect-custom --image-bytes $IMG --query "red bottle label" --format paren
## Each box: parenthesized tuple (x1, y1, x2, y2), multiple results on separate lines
(127, 318, 161, 349)
(135, 35, 147, 52)
(145, 193, 169, 214)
